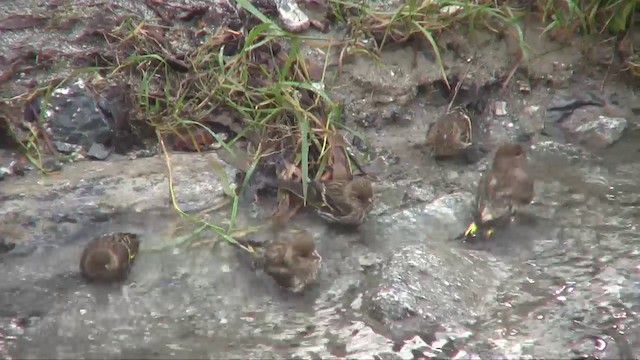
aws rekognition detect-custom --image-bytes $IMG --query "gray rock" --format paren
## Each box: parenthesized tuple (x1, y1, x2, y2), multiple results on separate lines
(0, 152, 236, 248)
(54, 141, 81, 154)
(363, 243, 504, 340)
(530, 140, 601, 165)
(572, 116, 627, 148)
(274, 0, 309, 32)
(44, 78, 114, 150)
(362, 192, 506, 340)
(376, 192, 475, 244)
(358, 252, 383, 268)
(544, 91, 627, 149)
(87, 142, 112, 160)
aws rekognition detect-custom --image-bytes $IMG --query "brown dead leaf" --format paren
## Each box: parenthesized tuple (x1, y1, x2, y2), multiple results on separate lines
(328, 133, 351, 181)
(307, 60, 324, 81)
(141, 24, 167, 44)
(166, 126, 220, 152)
(280, 160, 303, 181)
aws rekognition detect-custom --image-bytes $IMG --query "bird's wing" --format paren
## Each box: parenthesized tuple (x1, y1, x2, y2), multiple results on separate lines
(453, 112, 472, 144)
(508, 167, 534, 204)
(474, 172, 491, 220)
(316, 181, 353, 215)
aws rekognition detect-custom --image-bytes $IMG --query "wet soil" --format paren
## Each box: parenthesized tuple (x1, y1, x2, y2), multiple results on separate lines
(2, 1, 640, 359)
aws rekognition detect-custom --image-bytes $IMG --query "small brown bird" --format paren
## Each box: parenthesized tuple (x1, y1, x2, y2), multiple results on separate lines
(79, 232, 140, 283)
(253, 228, 322, 293)
(0, 214, 25, 254)
(274, 177, 375, 226)
(426, 109, 473, 158)
(464, 143, 534, 239)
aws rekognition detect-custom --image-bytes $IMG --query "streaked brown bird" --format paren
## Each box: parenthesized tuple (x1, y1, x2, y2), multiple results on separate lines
(79, 232, 140, 283)
(426, 109, 473, 158)
(274, 177, 375, 226)
(464, 143, 534, 239)
(253, 228, 322, 293)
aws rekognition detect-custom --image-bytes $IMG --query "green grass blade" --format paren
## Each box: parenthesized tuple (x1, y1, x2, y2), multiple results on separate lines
(299, 114, 310, 202)
(411, 20, 450, 89)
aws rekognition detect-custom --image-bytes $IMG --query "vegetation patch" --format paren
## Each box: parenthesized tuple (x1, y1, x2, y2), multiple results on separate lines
(0, 0, 637, 244)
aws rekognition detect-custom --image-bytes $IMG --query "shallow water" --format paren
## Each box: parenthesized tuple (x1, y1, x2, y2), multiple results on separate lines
(1, 141, 640, 359)
(1, 2, 640, 358)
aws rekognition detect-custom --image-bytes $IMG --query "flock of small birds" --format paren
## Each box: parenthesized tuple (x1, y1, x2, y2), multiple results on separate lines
(78, 109, 534, 294)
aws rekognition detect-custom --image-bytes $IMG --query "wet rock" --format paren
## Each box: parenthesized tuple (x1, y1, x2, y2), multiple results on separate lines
(551, 106, 627, 148)
(274, 0, 309, 32)
(43, 78, 114, 152)
(571, 116, 627, 149)
(403, 182, 437, 204)
(42, 159, 63, 172)
(372, 179, 438, 218)
(531, 140, 602, 165)
(363, 192, 505, 339)
(363, 243, 504, 340)
(491, 101, 507, 116)
(87, 142, 111, 160)
(377, 192, 475, 243)
(54, 141, 81, 154)
(517, 79, 531, 94)
(547, 92, 605, 117)
(358, 252, 382, 269)
(0, 153, 235, 249)
(544, 91, 627, 148)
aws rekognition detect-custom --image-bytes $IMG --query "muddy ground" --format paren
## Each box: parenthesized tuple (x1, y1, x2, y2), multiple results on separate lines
(2, 0, 640, 359)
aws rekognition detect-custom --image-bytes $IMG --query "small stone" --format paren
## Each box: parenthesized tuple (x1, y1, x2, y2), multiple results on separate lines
(440, 5, 463, 15)
(43, 159, 63, 172)
(517, 80, 531, 94)
(359, 253, 382, 269)
(492, 101, 507, 116)
(573, 116, 627, 148)
(54, 141, 80, 154)
(274, 0, 309, 33)
(87, 143, 112, 160)
(405, 184, 435, 203)
(447, 171, 460, 181)
(570, 193, 586, 202)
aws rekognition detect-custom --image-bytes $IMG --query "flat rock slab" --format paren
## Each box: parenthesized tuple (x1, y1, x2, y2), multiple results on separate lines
(0, 153, 235, 248)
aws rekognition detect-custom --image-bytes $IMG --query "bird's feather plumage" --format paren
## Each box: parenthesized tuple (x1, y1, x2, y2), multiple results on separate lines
(79, 232, 140, 283)
(253, 229, 322, 293)
(465, 143, 534, 239)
